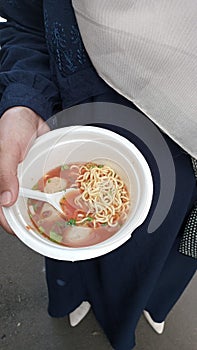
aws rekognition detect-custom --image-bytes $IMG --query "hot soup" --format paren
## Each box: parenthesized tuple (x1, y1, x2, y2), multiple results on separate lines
(27, 162, 130, 247)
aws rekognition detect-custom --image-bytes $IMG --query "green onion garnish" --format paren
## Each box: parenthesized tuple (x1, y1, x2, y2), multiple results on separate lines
(49, 231, 62, 243)
(86, 217, 93, 222)
(32, 184, 38, 190)
(38, 226, 45, 233)
(61, 164, 69, 170)
(67, 219, 76, 226)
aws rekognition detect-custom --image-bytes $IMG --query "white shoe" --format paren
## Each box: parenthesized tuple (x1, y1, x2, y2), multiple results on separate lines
(69, 301, 91, 327)
(143, 310, 165, 334)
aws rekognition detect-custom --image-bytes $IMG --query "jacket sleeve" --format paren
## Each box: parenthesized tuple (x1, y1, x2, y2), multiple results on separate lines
(0, 1, 61, 120)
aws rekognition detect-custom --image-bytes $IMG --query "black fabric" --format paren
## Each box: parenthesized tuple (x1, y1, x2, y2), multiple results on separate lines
(179, 158, 197, 258)
(45, 91, 197, 350)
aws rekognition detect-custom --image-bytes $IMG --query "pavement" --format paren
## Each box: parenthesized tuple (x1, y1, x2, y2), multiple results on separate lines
(0, 228, 196, 350)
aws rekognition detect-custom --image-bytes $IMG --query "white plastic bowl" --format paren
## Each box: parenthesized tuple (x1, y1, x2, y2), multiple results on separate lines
(3, 126, 153, 261)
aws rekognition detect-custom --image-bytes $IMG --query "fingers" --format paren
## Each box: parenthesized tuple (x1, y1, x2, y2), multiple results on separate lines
(0, 207, 16, 235)
(0, 138, 20, 206)
(0, 107, 43, 206)
(0, 106, 50, 235)
(0, 108, 37, 232)
(0, 138, 20, 233)
(37, 118, 50, 137)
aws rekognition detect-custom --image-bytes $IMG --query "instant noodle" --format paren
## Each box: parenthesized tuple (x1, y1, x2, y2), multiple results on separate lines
(28, 162, 130, 247)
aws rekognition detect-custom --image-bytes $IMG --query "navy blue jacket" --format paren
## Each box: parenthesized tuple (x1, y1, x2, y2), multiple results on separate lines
(0, 0, 109, 119)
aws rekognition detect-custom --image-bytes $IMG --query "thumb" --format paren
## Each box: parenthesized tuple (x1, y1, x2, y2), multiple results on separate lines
(0, 140, 20, 207)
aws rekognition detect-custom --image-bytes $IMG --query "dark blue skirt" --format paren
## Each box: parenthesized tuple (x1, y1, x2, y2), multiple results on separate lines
(45, 90, 197, 350)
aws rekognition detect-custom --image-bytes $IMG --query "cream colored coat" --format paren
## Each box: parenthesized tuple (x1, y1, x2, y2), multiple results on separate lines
(72, 0, 197, 158)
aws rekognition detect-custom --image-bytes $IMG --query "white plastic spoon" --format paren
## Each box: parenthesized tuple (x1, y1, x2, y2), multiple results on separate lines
(18, 187, 75, 215)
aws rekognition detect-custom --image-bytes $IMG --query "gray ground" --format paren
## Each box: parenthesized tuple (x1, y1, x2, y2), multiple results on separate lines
(0, 228, 196, 350)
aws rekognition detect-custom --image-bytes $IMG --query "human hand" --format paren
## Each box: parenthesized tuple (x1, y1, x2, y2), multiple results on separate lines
(0, 107, 50, 234)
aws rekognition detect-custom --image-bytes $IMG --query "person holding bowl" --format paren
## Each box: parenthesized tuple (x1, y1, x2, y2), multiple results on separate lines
(0, 1, 196, 349)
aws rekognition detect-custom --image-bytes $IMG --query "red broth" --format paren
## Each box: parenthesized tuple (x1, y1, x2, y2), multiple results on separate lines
(27, 163, 129, 247)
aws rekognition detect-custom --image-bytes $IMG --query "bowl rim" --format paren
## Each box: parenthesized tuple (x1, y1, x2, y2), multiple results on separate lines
(3, 125, 153, 261)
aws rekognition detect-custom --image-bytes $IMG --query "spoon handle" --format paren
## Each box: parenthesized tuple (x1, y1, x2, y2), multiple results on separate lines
(18, 188, 49, 202)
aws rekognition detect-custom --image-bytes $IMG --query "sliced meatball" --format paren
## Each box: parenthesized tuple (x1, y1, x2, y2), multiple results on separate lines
(65, 226, 92, 242)
(44, 177, 67, 193)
